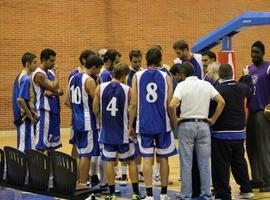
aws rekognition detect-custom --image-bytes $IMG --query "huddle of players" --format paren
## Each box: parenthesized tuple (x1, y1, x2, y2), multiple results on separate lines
(65, 47, 177, 200)
(12, 47, 176, 200)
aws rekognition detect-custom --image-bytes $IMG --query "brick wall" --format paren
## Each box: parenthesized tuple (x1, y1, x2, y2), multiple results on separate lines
(0, 0, 270, 130)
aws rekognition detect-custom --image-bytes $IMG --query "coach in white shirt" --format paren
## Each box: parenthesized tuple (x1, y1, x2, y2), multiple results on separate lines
(169, 62, 225, 200)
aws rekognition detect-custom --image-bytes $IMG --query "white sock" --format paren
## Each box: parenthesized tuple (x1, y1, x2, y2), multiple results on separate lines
(122, 165, 127, 175)
(137, 165, 142, 173)
(89, 156, 99, 176)
(155, 163, 160, 177)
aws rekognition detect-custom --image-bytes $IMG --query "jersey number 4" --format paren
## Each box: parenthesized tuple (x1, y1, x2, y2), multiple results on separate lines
(70, 85, 81, 104)
(106, 97, 118, 116)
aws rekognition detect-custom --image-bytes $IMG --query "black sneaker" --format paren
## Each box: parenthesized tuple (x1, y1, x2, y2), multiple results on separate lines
(90, 174, 100, 187)
(250, 180, 263, 189)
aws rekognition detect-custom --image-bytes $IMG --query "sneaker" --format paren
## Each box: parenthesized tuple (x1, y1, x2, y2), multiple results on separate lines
(115, 169, 122, 181)
(142, 196, 154, 200)
(105, 195, 118, 200)
(153, 175, 161, 186)
(90, 174, 100, 187)
(200, 194, 215, 200)
(176, 192, 190, 200)
(119, 174, 128, 186)
(160, 194, 171, 200)
(139, 171, 144, 182)
(234, 192, 254, 199)
(132, 194, 141, 200)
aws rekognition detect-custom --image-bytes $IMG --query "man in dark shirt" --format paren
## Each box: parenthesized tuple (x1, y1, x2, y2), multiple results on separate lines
(211, 64, 254, 200)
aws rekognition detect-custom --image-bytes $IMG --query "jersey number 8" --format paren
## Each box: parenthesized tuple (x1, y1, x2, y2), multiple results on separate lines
(146, 83, 158, 103)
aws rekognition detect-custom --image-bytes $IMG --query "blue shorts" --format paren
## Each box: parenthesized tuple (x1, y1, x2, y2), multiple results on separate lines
(16, 119, 36, 152)
(75, 129, 100, 158)
(101, 141, 138, 162)
(137, 131, 177, 158)
(35, 110, 62, 150)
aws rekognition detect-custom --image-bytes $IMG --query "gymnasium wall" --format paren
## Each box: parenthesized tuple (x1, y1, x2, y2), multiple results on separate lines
(0, 0, 270, 130)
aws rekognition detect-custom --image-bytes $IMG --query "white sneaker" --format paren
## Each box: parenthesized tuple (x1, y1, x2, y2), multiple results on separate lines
(160, 194, 171, 200)
(142, 196, 154, 200)
(234, 192, 254, 199)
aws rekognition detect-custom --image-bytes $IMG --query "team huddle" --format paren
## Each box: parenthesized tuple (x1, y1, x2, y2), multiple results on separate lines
(12, 40, 270, 200)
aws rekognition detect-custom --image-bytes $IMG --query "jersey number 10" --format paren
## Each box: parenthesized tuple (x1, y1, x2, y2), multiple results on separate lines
(70, 85, 81, 104)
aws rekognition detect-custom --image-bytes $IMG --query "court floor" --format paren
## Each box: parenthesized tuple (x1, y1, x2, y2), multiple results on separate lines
(0, 129, 270, 199)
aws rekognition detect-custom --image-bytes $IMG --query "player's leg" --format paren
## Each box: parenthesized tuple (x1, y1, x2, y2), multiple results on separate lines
(136, 156, 144, 182)
(137, 134, 154, 199)
(101, 144, 117, 199)
(120, 161, 128, 186)
(156, 131, 177, 200)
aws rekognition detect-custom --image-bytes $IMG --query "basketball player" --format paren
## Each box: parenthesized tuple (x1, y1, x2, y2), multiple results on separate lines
(93, 63, 140, 200)
(129, 47, 177, 200)
(32, 49, 63, 152)
(67, 55, 103, 185)
(13, 52, 38, 152)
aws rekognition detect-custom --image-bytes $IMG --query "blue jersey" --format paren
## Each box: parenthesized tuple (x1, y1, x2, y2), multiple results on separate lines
(136, 69, 171, 134)
(100, 69, 112, 83)
(32, 67, 60, 114)
(12, 70, 35, 126)
(99, 82, 130, 145)
(159, 66, 171, 77)
(69, 73, 98, 132)
(127, 69, 137, 87)
(174, 54, 203, 79)
(68, 69, 79, 81)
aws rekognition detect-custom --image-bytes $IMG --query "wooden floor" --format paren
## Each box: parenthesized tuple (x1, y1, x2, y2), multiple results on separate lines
(1, 129, 270, 199)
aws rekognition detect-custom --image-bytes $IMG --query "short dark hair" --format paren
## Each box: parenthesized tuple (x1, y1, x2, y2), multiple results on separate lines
(145, 47, 162, 66)
(79, 49, 95, 65)
(129, 50, 142, 61)
(85, 55, 104, 69)
(219, 64, 233, 79)
(103, 49, 121, 62)
(202, 50, 216, 61)
(173, 40, 189, 50)
(252, 41, 265, 54)
(21, 53, 36, 67)
(177, 62, 194, 77)
(40, 48, 56, 62)
(170, 63, 182, 75)
(112, 63, 130, 79)
(152, 45, 162, 51)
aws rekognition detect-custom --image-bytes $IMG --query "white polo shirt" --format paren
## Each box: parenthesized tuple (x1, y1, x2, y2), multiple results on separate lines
(173, 76, 219, 119)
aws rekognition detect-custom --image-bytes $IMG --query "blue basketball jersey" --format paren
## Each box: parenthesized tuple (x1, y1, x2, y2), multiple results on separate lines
(99, 82, 130, 145)
(68, 73, 98, 132)
(32, 67, 60, 114)
(136, 69, 171, 134)
(127, 69, 137, 87)
(12, 70, 35, 126)
(100, 69, 112, 83)
(68, 69, 79, 81)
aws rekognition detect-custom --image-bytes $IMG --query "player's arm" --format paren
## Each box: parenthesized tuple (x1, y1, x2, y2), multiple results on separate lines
(166, 75, 173, 107)
(17, 79, 36, 123)
(64, 85, 71, 108)
(168, 96, 180, 129)
(93, 85, 100, 115)
(85, 77, 97, 99)
(129, 75, 137, 134)
(44, 88, 64, 97)
(34, 65, 60, 92)
(208, 93, 225, 125)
